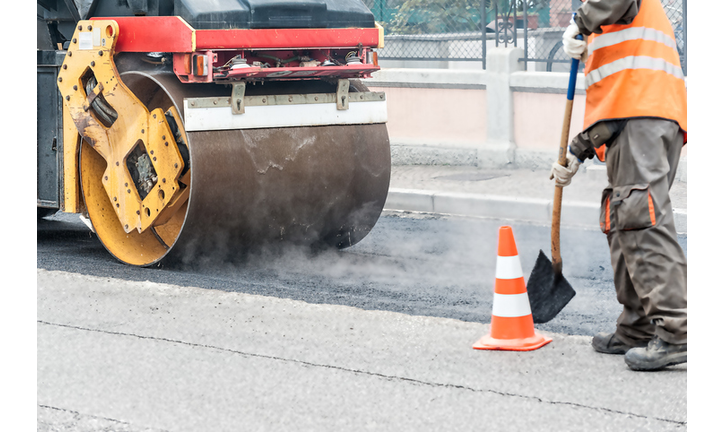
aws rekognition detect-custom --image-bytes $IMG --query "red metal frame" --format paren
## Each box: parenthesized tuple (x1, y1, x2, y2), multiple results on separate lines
(92, 16, 381, 83)
(215, 64, 380, 81)
(90, 16, 195, 52)
(195, 27, 380, 50)
(91, 16, 380, 52)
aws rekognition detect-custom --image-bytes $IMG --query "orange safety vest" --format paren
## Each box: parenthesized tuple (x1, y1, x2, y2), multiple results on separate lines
(583, 0, 687, 161)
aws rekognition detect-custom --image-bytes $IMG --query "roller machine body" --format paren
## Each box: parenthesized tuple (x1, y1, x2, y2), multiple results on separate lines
(37, 0, 390, 266)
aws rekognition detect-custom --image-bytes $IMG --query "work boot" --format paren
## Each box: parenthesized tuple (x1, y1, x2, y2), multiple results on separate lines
(624, 335, 687, 371)
(591, 332, 648, 355)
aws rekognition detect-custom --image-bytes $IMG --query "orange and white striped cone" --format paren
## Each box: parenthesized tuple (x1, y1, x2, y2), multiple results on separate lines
(473, 226, 552, 351)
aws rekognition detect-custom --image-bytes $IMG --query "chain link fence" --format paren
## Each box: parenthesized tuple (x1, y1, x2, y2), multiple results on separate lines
(364, 0, 687, 75)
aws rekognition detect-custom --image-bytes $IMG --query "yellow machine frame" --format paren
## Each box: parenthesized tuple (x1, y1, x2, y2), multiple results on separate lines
(57, 20, 186, 234)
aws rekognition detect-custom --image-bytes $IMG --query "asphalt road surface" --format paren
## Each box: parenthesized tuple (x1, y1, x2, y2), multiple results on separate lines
(36, 210, 688, 431)
(37, 210, 687, 337)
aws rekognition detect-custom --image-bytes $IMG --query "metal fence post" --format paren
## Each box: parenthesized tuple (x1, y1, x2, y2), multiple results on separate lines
(523, 2, 528, 70)
(683, 0, 687, 75)
(481, 0, 487, 69)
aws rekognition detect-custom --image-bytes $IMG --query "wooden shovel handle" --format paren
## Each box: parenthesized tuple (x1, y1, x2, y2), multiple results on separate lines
(552, 36, 582, 275)
(552, 98, 574, 275)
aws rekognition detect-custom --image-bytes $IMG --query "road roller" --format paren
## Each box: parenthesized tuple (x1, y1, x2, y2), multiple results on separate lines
(37, 0, 390, 266)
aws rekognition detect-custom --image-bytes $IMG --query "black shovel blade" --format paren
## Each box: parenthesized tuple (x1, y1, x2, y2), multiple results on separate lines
(527, 250, 576, 324)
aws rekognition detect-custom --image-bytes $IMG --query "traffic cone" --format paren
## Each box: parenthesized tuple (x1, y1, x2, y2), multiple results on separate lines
(473, 226, 552, 351)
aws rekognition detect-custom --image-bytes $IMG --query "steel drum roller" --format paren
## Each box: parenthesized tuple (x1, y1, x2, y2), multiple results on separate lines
(80, 70, 391, 266)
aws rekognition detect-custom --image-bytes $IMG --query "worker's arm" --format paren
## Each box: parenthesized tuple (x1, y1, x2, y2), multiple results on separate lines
(562, 0, 640, 60)
(574, 0, 641, 35)
(550, 120, 628, 187)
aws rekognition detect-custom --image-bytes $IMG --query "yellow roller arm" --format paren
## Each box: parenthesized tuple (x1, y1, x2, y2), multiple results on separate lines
(57, 20, 185, 234)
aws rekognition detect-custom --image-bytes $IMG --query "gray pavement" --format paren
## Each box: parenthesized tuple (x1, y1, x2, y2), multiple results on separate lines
(386, 163, 687, 233)
(37, 269, 687, 431)
(36, 161, 689, 431)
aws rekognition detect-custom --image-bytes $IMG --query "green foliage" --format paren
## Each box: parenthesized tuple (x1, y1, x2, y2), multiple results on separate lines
(388, 0, 483, 35)
(386, 0, 550, 35)
(517, 0, 551, 11)
(487, 0, 550, 13)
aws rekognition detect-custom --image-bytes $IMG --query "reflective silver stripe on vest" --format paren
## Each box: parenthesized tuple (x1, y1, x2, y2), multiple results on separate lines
(588, 26, 678, 53)
(585, 55, 684, 89)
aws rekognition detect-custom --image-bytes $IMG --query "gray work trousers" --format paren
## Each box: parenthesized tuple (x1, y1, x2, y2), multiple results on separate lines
(600, 118, 687, 345)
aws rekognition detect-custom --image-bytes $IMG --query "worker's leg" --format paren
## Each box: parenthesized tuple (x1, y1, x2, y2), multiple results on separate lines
(602, 143, 656, 345)
(605, 119, 687, 345)
(606, 228, 656, 344)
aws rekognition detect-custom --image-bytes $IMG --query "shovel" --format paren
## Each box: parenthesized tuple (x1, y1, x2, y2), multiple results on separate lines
(527, 33, 582, 324)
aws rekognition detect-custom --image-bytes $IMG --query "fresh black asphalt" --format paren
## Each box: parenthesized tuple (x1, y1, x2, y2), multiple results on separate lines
(37, 211, 687, 338)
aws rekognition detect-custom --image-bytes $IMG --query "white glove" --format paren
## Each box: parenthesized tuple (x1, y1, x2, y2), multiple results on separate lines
(562, 22, 587, 61)
(549, 150, 581, 187)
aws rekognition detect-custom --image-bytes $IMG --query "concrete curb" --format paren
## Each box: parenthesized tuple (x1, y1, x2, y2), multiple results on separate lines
(384, 188, 688, 234)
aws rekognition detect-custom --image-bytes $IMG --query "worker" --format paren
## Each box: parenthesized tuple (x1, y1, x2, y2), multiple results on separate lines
(550, 0, 687, 371)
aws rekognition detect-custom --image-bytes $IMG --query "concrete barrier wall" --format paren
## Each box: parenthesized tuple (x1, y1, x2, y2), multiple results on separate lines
(367, 47, 687, 181)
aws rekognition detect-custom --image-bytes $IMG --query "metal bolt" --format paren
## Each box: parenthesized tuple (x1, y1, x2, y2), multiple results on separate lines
(116, 162, 119, 166)
(165, 142, 169, 147)
(162, 135, 166, 140)
(73, 38, 77, 43)
(150, 150, 154, 155)
(127, 189, 131, 193)
(125, 224, 128, 230)
(288, 96, 293, 102)
(153, 114, 157, 119)
(262, 98, 266, 103)
(58, 77, 62, 82)
(105, 176, 108, 180)
(136, 210, 140, 215)
(141, 129, 144, 134)
(91, 61, 95, 67)
(162, 178, 166, 183)
(174, 163, 178, 168)
(153, 157, 157, 161)
(73, 85, 77, 90)
(113, 197, 117, 201)
(116, 203, 119, 207)
(98, 51, 103, 56)
(63, 64, 67, 70)
(68, 51, 72, 57)
(65, 96, 70, 101)
(125, 182, 128, 187)
(87, 25, 92, 31)
(78, 25, 83, 31)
